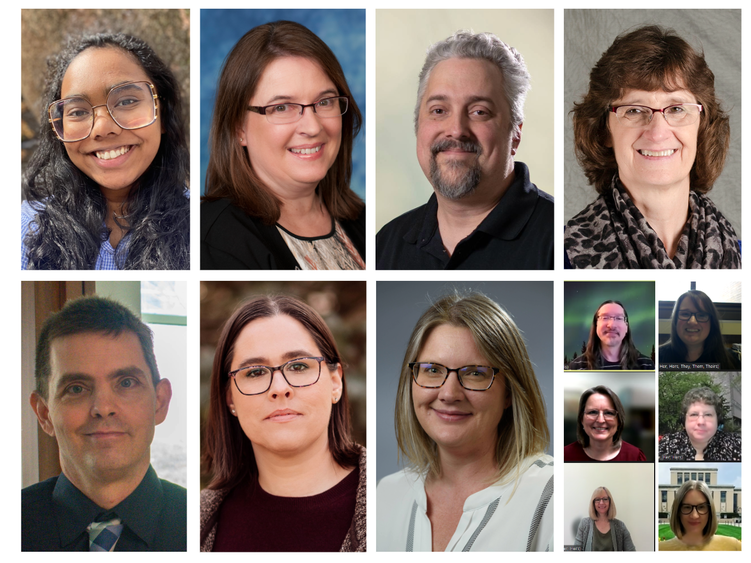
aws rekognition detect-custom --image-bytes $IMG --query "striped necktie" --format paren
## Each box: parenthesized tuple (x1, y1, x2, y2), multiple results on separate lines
(87, 517, 124, 552)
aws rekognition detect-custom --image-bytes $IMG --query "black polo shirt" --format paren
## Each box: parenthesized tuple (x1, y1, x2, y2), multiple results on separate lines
(22, 465, 186, 551)
(376, 162, 553, 270)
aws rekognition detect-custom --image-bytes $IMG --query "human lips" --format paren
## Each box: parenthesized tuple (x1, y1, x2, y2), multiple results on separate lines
(288, 143, 325, 158)
(432, 408, 471, 422)
(637, 148, 677, 158)
(265, 408, 303, 422)
(95, 145, 133, 160)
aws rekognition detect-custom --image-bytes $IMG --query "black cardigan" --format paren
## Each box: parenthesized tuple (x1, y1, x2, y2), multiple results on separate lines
(201, 198, 365, 270)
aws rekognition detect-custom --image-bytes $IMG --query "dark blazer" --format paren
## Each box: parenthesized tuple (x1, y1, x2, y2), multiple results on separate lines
(201, 198, 365, 269)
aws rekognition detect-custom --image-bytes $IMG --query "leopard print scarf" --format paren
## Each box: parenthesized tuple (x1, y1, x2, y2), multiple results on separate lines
(564, 177, 741, 269)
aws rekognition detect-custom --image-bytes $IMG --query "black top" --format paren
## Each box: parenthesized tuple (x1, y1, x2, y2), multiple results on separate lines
(567, 354, 655, 370)
(201, 198, 366, 269)
(22, 466, 186, 551)
(659, 341, 741, 371)
(376, 161, 553, 270)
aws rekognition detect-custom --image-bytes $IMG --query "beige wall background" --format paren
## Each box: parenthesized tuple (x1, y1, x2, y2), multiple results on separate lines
(376, 10, 554, 231)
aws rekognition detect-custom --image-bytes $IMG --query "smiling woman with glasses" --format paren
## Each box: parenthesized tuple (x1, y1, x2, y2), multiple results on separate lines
(565, 386, 646, 462)
(659, 290, 740, 369)
(377, 292, 553, 551)
(201, 295, 365, 551)
(565, 25, 740, 269)
(201, 20, 365, 270)
(22, 32, 189, 270)
(660, 480, 740, 550)
(574, 486, 635, 550)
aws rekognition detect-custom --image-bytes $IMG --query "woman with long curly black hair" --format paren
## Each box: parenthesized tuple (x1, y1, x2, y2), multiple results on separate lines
(22, 32, 189, 270)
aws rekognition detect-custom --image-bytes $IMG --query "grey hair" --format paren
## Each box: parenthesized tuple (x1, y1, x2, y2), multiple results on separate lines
(413, 30, 531, 134)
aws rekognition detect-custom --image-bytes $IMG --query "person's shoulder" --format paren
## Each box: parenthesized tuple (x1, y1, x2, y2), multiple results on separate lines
(376, 202, 430, 240)
(201, 198, 257, 236)
(658, 537, 682, 551)
(22, 475, 58, 506)
(377, 468, 415, 491)
(567, 356, 588, 370)
(519, 453, 554, 482)
(709, 535, 741, 550)
(160, 479, 187, 504)
(563, 441, 585, 460)
(636, 355, 655, 369)
(620, 441, 647, 461)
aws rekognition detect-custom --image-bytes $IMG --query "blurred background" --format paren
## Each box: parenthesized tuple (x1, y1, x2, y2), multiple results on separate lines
(21, 9, 190, 172)
(199, 281, 366, 489)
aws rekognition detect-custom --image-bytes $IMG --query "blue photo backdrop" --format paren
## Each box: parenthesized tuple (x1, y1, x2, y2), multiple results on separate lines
(200, 9, 366, 199)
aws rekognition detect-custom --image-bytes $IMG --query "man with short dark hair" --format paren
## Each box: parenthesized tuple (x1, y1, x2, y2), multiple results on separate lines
(376, 30, 554, 270)
(23, 296, 186, 551)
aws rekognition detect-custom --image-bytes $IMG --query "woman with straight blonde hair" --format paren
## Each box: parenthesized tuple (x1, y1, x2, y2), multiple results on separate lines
(574, 486, 635, 550)
(377, 292, 552, 551)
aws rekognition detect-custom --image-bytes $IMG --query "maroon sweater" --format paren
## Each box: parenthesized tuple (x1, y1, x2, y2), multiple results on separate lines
(212, 466, 359, 552)
(564, 441, 647, 462)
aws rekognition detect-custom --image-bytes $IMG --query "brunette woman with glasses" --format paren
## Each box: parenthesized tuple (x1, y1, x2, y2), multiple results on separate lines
(377, 292, 552, 551)
(201, 295, 365, 551)
(660, 481, 740, 550)
(22, 32, 189, 269)
(659, 290, 740, 369)
(201, 20, 365, 269)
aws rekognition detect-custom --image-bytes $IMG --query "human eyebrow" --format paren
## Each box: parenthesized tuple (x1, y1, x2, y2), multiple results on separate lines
(235, 350, 319, 369)
(54, 373, 95, 396)
(263, 89, 339, 106)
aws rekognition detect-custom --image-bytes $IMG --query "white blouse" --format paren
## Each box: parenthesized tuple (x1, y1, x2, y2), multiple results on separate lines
(377, 454, 554, 552)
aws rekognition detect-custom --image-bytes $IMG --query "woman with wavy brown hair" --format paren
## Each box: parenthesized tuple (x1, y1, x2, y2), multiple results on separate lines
(200, 295, 365, 551)
(565, 25, 739, 269)
(201, 21, 364, 270)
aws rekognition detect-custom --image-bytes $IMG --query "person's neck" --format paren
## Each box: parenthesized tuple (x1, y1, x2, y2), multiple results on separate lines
(428, 444, 499, 493)
(684, 342, 704, 362)
(679, 530, 707, 547)
(600, 344, 621, 363)
(254, 438, 351, 497)
(623, 180, 690, 259)
(63, 459, 149, 510)
(435, 168, 515, 256)
(689, 436, 710, 458)
(585, 440, 620, 461)
(276, 189, 331, 238)
(100, 186, 131, 248)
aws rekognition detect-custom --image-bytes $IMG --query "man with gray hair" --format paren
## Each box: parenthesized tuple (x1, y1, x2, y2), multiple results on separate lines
(377, 31, 553, 269)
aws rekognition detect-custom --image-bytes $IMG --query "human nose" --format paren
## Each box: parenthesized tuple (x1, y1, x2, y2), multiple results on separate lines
(596, 411, 606, 422)
(445, 111, 471, 139)
(644, 110, 672, 139)
(90, 103, 122, 138)
(437, 370, 464, 400)
(90, 387, 117, 418)
(296, 104, 324, 134)
(267, 367, 292, 399)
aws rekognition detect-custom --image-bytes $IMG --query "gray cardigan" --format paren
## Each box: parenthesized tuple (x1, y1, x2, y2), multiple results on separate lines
(200, 447, 366, 552)
(575, 517, 635, 551)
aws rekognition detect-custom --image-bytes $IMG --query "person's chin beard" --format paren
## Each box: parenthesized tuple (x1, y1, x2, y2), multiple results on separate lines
(429, 140, 483, 200)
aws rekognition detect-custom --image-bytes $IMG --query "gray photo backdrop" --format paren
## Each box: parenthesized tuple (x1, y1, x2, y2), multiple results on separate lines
(376, 281, 554, 481)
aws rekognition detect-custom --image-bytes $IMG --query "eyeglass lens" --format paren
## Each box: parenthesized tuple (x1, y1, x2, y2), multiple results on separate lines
(49, 81, 157, 142)
(411, 362, 495, 390)
(680, 503, 709, 515)
(594, 497, 610, 503)
(232, 357, 322, 395)
(614, 104, 701, 127)
(585, 409, 617, 420)
(677, 310, 710, 322)
(264, 97, 348, 124)
(598, 315, 625, 323)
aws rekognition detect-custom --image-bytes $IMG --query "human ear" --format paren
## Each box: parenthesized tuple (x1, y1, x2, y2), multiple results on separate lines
(511, 123, 523, 155)
(154, 379, 172, 425)
(30, 391, 55, 437)
(330, 364, 343, 403)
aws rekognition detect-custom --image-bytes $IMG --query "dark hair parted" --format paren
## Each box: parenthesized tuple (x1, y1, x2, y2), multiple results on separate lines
(203, 21, 363, 225)
(23, 32, 189, 270)
(35, 296, 160, 400)
(576, 385, 625, 448)
(583, 301, 641, 369)
(203, 295, 360, 490)
(572, 25, 729, 194)
(667, 290, 734, 368)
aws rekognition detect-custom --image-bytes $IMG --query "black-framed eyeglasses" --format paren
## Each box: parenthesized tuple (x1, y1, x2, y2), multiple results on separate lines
(248, 96, 349, 124)
(48, 81, 159, 142)
(677, 310, 710, 322)
(409, 362, 499, 391)
(229, 356, 328, 396)
(594, 497, 611, 504)
(680, 502, 710, 515)
(610, 103, 703, 128)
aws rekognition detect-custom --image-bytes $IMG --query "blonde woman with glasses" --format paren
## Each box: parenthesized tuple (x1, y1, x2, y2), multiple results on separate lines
(377, 292, 553, 551)
(574, 486, 635, 550)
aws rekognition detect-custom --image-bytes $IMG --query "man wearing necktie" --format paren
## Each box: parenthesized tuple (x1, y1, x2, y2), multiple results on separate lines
(22, 296, 186, 551)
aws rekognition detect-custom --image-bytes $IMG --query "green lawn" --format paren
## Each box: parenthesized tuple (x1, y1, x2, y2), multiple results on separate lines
(658, 524, 742, 542)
